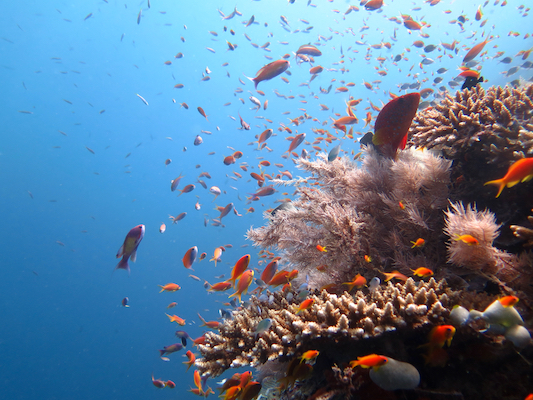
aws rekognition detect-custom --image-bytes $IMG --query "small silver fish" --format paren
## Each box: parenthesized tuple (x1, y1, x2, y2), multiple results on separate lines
(254, 318, 272, 334)
(328, 144, 341, 162)
(368, 277, 380, 292)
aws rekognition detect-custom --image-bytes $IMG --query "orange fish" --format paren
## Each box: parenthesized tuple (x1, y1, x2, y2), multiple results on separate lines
(248, 59, 290, 89)
(207, 281, 233, 292)
(316, 245, 327, 252)
(152, 374, 167, 388)
(411, 267, 433, 278)
(227, 254, 251, 288)
(183, 246, 198, 269)
(167, 302, 177, 309)
(382, 270, 408, 282)
(454, 234, 479, 245)
(372, 92, 420, 158)
(193, 369, 202, 391)
(427, 325, 456, 348)
(178, 184, 195, 196)
(229, 270, 254, 303)
(166, 313, 186, 325)
(364, 0, 383, 11)
(165, 380, 176, 389)
(159, 283, 181, 293)
(484, 157, 533, 197)
(349, 354, 388, 369)
(268, 270, 290, 287)
(499, 295, 519, 307)
(287, 133, 306, 153)
(159, 223, 166, 233)
(260, 260, 278, 285)
(198, 313, 220, 329)
(300, 350, 319, 362)
(183, 350, 196, 371)
(343, 274, 367, 291)
(463, 34, 493, 63)
(410, 238, 425, 248)
(210, 247, 223, 267)
(296, 298, 314, 314)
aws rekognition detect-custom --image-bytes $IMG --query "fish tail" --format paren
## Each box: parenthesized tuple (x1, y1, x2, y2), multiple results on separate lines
(159, 350, 166, 357)
(115, 257, 130, 275)
(484, 178, 505, 198)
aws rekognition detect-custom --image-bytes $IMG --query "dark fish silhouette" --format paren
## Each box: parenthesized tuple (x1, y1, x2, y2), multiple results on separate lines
(461, 76, 484, 90)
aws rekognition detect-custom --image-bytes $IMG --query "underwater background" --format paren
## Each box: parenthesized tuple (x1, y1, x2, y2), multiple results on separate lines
(1, 0, 532, 399)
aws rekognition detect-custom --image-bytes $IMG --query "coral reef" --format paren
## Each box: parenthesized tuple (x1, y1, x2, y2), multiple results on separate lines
(196, 278, 492, 378)
(247, 147, 451, 289)
(409, 84, 533, 249)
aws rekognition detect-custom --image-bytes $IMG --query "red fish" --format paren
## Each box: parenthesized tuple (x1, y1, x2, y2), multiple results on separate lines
(296, 299, 314, 314)
(484, 157, 533, 197)
(152, 374, 166, 388)
(207, 281, 233, 292)
(260, 260, 278, 284)
(372, 92, 420, 159)
(248, 59, 290, 89)
(115, 224, 145, 274)
(463, 34, 492, 63)
(349, 354, 388, 369)
(183, 350, 196, 371)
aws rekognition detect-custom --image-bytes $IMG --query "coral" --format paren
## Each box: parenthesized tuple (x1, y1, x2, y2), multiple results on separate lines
(196, 278, 492, 378)
(409, 84, 533, 249)
(443, 201, 517, 277)
(247, 147, 451, 289)
(409, 84, 533, 165)
(510, 210, 533, 247)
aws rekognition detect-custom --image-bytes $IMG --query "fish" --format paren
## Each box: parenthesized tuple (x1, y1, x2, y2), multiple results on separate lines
(197, 106, 208, 121)
(170, 174, 184, 192)
(166, 313, 186, 325)
(121, 297, 129, 307)
(287, 133, 306, 153)
(115, 225, 145, 274)
(152, 374, 166, 388)
(463, 34, 493, 63)
(295, 44, 322, 56)
(328, 144, 341, 162)
(296, 298, 314, 314)
(426, 325, 456, 348)
(135, 93, 149, 105)
(316, 245, 327, 252)
(159, 343, 183, 357)
(454, 234, 479, 245)
(174, 330, 190, 347)
(364, 0, 384, 11)
(343, 274, 367, 291)
(207, 281, 232, 292)
(372, 92, 420, 158)
(209, 186, 222, 201)
(410, 238, 425, 248)
(349, 354, 389, 369)
(300, 350, 319, 362)
(198, 313, 220, 329)
(210, 247, 223, 267)
(159, 283, 181, 293)
(382, 270, 408, 282)
(228, 270, 254, 303)
(411, 267, 433, 278)
(248, 59, 290, 89)
(183, 350, 196, 371)
(260, 260, 278, 284)
(484, 157, 533, 197)
(368, 277, 380, 292)
(183, 246, 198, 269)
(178, 184, 195, 196)
(254, 318, 272, 335)
(227, 254, 251, 288)
(167, 302, 177, 309)
(461, 76, 484, 90)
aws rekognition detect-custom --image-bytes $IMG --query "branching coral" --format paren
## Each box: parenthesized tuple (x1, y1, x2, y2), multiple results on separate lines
(196, 278, 494, 378)
(247, 147, 451, 289)
(409, 84, 533, 165)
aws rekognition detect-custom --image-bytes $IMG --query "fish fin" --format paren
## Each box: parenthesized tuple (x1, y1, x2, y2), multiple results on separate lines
(521, 174, 533, 183)
(484, 178, 505, 197)
(115, 258, 130, 275)
(130, 250, 137, 263)
(116, 244, 124, 258)
(371, 129, 386, 145)
(398, 133, 408, 150)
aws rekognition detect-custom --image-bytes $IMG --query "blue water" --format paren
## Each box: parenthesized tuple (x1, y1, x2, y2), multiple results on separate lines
(1, 1, 531, 399)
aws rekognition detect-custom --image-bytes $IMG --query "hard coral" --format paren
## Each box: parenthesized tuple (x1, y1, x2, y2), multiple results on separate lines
(247, 147, 451, 289)
(196, 278, 476, 378)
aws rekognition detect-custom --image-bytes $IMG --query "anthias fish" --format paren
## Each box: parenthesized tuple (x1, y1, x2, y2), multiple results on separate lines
(115, 224, 145, 274)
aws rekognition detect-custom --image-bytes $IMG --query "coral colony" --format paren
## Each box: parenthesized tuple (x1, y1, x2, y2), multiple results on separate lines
(195, 85, 533, 399)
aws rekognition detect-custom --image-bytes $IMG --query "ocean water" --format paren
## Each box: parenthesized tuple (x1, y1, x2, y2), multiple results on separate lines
(0, 1, 531, 399)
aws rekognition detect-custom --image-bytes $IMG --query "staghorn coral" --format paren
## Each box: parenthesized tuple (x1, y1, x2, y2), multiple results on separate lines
(196, 278, 494, 378)
(247, 147, 451, 289)
(408, 84, 533, 250)
(409, 84, 533, 165)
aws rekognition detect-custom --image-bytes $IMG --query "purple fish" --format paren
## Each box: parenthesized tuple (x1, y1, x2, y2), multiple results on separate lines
(159, 343, 183, 357)
(115, 224, 145, 274)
